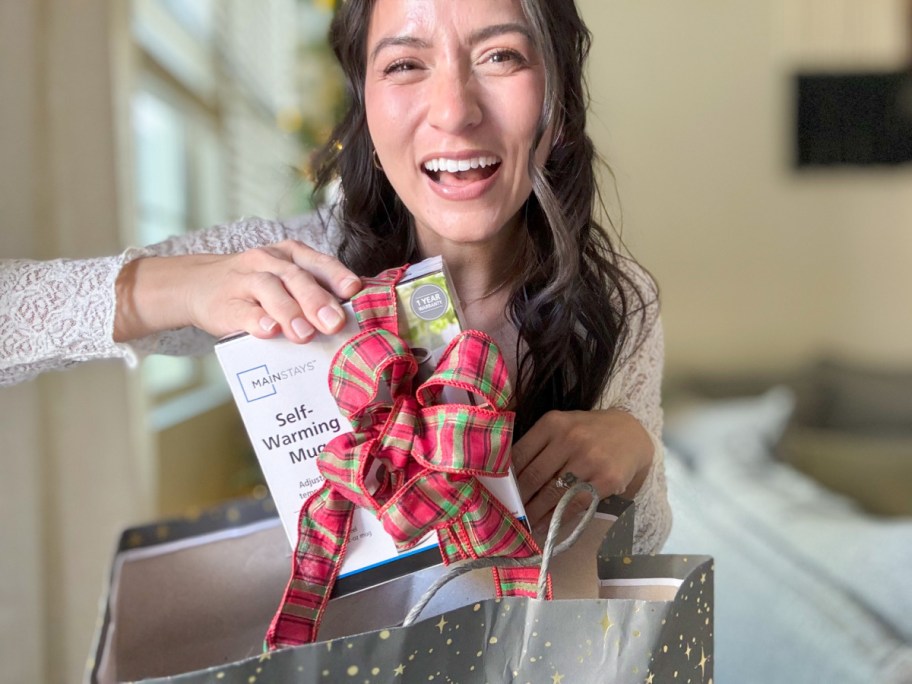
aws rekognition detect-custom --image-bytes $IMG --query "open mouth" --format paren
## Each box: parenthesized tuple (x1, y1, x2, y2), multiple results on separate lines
(422, 156, 502, 186)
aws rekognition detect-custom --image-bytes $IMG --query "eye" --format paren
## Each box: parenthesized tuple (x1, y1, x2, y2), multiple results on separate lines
(384, 59, 419, 75)
(480, 49, 529, 71)
(489, 50, 521, 63)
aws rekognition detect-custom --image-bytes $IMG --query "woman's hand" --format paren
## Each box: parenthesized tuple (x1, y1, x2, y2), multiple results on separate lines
(511, 409, 655, 530)
(114, 241, 362, 343)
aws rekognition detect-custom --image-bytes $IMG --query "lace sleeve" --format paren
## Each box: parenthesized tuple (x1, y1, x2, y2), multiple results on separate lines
(0, 213, 332, 387)
(598, 259, 672, 554)
(1, 251, 146, 387)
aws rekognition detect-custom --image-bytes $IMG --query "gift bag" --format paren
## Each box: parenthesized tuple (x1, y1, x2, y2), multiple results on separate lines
(89, 265, 713, 682)
(87, 495, 713, 684)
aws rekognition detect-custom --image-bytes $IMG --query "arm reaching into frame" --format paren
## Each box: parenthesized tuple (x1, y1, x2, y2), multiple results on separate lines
(0, 213, 355, 387)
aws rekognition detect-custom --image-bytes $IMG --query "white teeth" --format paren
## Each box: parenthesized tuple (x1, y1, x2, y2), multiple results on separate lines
(423, 156, 501, 173)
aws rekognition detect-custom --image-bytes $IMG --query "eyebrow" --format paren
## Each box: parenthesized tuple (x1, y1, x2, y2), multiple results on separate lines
(369, 36, 431, 64)
(369, 22, 533, 64)
(467, 22, 534, 47)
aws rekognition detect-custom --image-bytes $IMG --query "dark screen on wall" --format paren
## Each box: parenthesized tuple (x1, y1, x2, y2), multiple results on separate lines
(795, 72, 912, 167)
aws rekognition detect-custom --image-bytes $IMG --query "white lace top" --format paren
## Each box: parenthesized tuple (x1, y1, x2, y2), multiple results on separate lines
(0, 213, 670, 553)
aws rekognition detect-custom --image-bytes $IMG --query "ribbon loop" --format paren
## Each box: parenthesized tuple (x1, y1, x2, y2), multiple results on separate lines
(328, 328, 417, 418)
(416, 330, 514, 411)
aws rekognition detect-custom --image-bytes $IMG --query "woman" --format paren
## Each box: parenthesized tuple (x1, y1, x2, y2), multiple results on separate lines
(0, 0, 670, 553)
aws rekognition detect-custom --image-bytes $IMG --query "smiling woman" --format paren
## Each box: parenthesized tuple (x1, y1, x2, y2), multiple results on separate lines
(0, 0, 670, 555)
(363, 0, 548, 256)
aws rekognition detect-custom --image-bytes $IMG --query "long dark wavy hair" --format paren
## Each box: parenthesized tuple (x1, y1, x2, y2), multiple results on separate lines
(312, 0, 654, 437)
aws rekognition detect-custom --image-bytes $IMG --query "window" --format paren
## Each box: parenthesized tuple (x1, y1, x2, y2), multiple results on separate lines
(128, 0, 307, 402)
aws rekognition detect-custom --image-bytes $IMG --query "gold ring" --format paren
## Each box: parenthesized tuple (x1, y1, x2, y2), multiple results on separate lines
(554, 471, 579, 490)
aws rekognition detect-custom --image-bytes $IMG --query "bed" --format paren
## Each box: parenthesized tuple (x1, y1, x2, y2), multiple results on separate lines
(661, 381, 912, 684)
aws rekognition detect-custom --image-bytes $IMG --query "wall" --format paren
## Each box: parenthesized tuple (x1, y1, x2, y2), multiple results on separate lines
(0, 4, 47, 680)
(578, 0, 912, 377)
(0, 1, 153, 682)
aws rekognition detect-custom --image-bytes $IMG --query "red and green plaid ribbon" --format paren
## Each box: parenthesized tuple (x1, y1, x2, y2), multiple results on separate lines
(266, 265, 547, 649)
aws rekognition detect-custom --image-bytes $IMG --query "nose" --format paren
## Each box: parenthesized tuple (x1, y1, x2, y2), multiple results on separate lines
(426, 65, 482, 133)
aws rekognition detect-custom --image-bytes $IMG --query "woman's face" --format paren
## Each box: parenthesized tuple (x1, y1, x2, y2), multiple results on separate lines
(364, 0, 550, 256)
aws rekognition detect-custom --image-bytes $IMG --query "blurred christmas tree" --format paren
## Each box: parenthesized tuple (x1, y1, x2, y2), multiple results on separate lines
(278, 0, 346, 206)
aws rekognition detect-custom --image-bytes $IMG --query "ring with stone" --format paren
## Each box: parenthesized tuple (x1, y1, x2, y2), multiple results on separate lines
(554, 471, 579, 490)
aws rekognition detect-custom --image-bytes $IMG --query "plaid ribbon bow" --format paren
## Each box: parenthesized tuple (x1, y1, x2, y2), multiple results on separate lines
(266, 265, 547, 649)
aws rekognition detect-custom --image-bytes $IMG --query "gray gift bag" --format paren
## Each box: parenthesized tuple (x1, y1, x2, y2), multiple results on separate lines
(88, 497, 713, 683)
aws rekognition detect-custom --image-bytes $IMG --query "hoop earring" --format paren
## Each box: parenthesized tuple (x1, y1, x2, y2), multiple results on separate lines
(372, 149, 383, 171)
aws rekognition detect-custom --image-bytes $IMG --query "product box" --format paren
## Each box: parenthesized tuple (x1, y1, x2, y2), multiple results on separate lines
(214, 257, 526, 594)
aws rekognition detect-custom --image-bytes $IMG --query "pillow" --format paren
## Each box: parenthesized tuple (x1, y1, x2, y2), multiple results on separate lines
(777, 425, 912, 516)
(663, 386, 796, 469)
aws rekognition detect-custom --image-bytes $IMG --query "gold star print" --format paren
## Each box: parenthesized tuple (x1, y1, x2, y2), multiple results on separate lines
(685, 644, 692, 660)
(600, 613, 614, 632)
(645, 674, 655, 684)
(696, 647, 710, 678)
(436, 616, 448, 633)
(552, 673, 565, 684)
(257, 652, 272, 663)
(701, 573, 707, 585)
(393, 664, 406, 676)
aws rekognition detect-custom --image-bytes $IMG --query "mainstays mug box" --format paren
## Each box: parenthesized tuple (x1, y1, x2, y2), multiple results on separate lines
(214, 256, 527, 595)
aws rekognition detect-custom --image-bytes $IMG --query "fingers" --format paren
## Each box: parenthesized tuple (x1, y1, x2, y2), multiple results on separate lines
(237, 243, 362, 341)
(512, 410, 645, 531)
(268, 241, 362, 299)
(246, 271, 319, 341)
(513, 411, 569, 529)
(512, 413, 565, 498)
(524, 476, 571, 531)
(522, 459, 604, 531)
